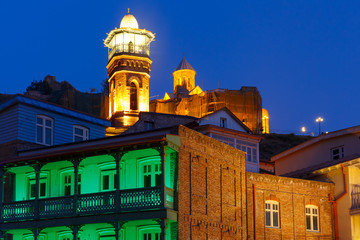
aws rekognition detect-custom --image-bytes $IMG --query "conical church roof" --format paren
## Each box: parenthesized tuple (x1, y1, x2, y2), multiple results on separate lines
(175, 56, 195, 71)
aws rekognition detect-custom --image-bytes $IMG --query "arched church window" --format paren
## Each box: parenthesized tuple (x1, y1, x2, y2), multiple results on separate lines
(130, 82, 138, 110)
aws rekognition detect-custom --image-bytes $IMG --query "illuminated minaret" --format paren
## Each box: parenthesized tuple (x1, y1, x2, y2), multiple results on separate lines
(104, 9, 155, 128)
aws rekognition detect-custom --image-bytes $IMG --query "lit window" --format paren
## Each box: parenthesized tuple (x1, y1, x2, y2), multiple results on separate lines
(28, 175, 48, 199)
(36, 115, 53, 145)
(138, 226, 161, 240)
(220, 118, 227, 128)
(143, 163, 161, 188)
(265, 200, 280, 228)
(143, 232, 160, 240)
(138, 158, 162, 188)
(101, 170, 117, 191)
(73, 125, 89, 142)
(331, 146, 344, 160)
(62, 173, 81, 196)
(237, 141, 257, 163)
(306, 205, 319, 231)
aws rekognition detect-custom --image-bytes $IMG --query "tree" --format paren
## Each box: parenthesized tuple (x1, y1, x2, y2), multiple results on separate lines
(101, 78, 109, 96)
(26, 80, 52, 94)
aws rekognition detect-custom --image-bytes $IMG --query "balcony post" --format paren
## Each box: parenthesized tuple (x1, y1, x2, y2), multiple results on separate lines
(111, 221, 127, 240)
(69, 225, 81, 240)
(159, 218, 167, 240)
(31, 228, 40, 240)
(160, 146, 166, 209)
(111, 152, 126, 212)
(33, 164, 41, 220)
(72, 158, 80, 216)
(0, 167, 5, 222)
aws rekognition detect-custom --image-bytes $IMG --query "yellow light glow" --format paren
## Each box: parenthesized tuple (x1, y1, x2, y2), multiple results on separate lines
(262, 109, 270, 134)
(315, 117, 324, 123)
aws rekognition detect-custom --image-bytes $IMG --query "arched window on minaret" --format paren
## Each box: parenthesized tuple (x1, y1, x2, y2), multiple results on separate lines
(128, 41, 134, 53)
(130, 82, 138, 110)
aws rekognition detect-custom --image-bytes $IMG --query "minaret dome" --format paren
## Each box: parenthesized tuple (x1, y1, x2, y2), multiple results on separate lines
(120, 9, 139, 29)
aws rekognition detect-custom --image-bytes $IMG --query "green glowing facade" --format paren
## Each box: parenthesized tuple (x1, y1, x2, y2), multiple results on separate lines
(0, 129, 179, 239)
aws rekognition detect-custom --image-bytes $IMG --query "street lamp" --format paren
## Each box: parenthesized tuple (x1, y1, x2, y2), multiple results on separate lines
(315, 117, 324, 135)
(301, 126, 306, 136)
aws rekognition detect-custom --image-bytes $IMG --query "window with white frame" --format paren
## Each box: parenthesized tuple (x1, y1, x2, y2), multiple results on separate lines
(212, 134, 234, 147)
(60, 169, 82, 196)
(97, 227, 124, 240)
(306, 205, 319, 231)
(265, 200, 279, 228)
(36, 115, 53, 145)
(137, 225, 161, 240)
(101, 170, 117, 191)
(73, 125, 89, 142)
(138, 158, 162, 188)
(27, 173, 48, 200)
(331, 146, 344, 160)
(236, 140, 257, 163)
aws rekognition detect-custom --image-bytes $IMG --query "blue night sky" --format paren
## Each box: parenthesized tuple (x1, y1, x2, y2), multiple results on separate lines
(1, 0, 360, 135)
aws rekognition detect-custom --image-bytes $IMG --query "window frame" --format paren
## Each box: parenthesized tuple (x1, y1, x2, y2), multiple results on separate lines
(59, 168, 82, 196)
(73, 125, 89, 142)
(100, 169, 117, 192)
(36, 115, 54, 146)
(137, 225, 161, 240)
(137, 157, 162, 188)
(265, 200, 280, 228)
(220, 117, 227, 128)
(27, 172, 49, 200)
(306, 205, 320, 232)
(331, 146, 344, 160)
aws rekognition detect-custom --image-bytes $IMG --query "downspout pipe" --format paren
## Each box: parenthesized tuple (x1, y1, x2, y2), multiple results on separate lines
(329, 164, 348, 240)
(253, 184, 256, 240)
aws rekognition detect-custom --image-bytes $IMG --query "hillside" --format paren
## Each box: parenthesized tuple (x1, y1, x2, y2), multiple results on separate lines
(259, 133, 313, 162)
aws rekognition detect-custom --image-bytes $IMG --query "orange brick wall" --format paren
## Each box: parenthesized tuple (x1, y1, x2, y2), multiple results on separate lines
(178, 126, 247, 239)
(176, 126, 334, 239)
(246, 172, 335, 240)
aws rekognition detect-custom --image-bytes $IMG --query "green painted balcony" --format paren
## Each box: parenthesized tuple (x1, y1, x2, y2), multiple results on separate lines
(2, 186, 175, 222)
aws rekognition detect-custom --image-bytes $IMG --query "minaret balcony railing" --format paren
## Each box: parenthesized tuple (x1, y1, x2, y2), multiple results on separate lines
(108, 44, 150, 60)
(1, 187, 175, 222)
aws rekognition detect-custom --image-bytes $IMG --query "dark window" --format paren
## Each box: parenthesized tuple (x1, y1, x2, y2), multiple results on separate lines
(130, 82, 138, 110)
(30, 184, 36, 199)
(220, 118, 227, 128)
(78, 174, 81, 194)
(144, 121, 155, 131)
(103, 175, 110, 190)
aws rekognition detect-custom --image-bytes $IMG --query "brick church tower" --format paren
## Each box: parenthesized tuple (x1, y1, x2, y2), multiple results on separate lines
(104, 10, 155, 132)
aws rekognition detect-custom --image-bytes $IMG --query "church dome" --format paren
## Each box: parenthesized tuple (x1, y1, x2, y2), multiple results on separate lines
(120, 10, 139, 29)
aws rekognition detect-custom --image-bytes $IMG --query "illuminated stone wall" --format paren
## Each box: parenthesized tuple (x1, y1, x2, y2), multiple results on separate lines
(151, 87, 263, 134)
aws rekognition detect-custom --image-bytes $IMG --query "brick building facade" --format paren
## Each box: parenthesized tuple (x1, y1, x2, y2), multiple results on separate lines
(177, 126, 335, 239)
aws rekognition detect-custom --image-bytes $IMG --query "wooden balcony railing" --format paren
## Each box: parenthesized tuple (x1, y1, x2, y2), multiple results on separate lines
(2, 187, 174, 222)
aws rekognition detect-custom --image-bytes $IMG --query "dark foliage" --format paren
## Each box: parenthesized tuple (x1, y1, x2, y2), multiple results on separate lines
(101, 78, 109, 96)
(26, 80, 52, 94)
(259, 133, 313, 162)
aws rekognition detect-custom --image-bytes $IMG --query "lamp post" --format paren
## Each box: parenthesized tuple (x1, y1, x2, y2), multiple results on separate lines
(315, 117, 324, 135)
(301, 126, 306, 136)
